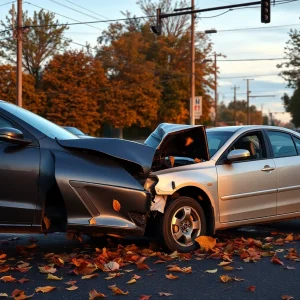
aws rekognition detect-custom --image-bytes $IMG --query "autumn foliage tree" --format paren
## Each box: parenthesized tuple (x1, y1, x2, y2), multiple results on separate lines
(97, 24, 161, 135)
(42, 50, 108, 135)
(0, 64, 44, 113)
(0, 9, 70, 87)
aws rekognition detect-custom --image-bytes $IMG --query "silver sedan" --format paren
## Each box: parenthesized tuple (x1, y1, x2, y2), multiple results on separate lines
(149, 125, 300, 252)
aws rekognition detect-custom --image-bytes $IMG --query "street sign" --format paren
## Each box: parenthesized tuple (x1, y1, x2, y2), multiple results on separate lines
(194, 96, 202, 119)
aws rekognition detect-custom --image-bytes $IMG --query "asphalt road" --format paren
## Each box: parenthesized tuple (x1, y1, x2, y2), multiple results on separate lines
(0, 220, 300, 300)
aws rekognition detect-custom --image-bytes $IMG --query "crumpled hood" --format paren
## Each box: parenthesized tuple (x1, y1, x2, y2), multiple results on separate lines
(57, 138, 156, 178)
(144, 123, 210, 162)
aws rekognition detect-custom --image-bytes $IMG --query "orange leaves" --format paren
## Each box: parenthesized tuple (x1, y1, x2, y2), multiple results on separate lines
(1, 275, 16, 282)
(11, 289, 34, 300)
(195, 236, 216, 251)
(89, 290, 107, 299)
(108, 284, 129, 295)
(47, 274, 63, 281)
(82, 273, 99, 280)
(165, 273, 178, 280)
(0, 265, 10, 273)
(35, 286, 56, 293)
(72, 259, 97, 275)
(66, 285, 79, 291)
(167, 265, 192, 273)
(38, 265, 57, 274)
(113, 200, 121, 213)
(220, 275, 232, 283)
(89, 217, 97, 225)
(271, 255, 284, 265)
(247, 286, 256, 292)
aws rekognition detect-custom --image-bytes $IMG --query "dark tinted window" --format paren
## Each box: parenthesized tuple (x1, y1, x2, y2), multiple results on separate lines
(267, 131, 297, 158)
(206, 131, 234, 156)
(0, 115, 13, 128)
(0, 102, 78, 140)
(292, 136, 300, 154)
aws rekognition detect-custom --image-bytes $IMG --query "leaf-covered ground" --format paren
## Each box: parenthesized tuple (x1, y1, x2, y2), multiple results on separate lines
(0, 220, 300, 299)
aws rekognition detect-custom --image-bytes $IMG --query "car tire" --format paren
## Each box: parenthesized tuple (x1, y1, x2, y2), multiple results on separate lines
(158, 196, 207, 252)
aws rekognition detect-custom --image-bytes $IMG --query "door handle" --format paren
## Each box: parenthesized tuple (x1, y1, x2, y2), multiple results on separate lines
(261, 165, 275, 172)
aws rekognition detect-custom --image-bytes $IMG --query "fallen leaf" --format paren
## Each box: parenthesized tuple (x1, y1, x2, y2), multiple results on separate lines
(113, 200, 121, 213)
(47, 274, 62, 281)
(154, 260, 166, 264)
(185, 137, 194, 146)
(205, 269, 218, 273)
(0, 293, 8, 297)
(132, 274, 141, 280)
(26, 244, 37, 249)
(169, 156, 175, 167)
(124, 269, 134, 273)
(82, 274, 99, 280)
(104, 261, 119, 272)
(220, 275, 232, 283)
(247, 286, 256, 292)
(38, 266, 57, 274)
(158, 292, 173, 296)
(0, 254, 6, 259)
(108, 285, 129, 295)
(66, 286, 78, 291)
(282, 296, 294, 300)
(43, 216, 51, 230)
(126, 278, 136, 284)
(165, 273, 178, 280)
(18, 278, 29, 284)
(167, 266, 192, 273)
(89, 289, 107, 299)
(195, 236, 216, 251)
(65, 280, 77, 285)
(223, 266, 234, 271)
(0, 266, 10, 274)
(218, 261, 231, 267)
(139, 296, 151, 300)
(285, 234, 294, 241)
(271, 255, 284, 265)
(233, 277, 244, 282)
(0, 275, 15, 282)
(236, 267, 244, 270)
(11, 289, 34, 300)
(89, 217, 96, 225)
(35, 286, 56, 293)
(284, 266, 296, 270)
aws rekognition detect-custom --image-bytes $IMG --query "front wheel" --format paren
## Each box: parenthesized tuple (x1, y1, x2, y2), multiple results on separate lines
(158, 196, 207, 252)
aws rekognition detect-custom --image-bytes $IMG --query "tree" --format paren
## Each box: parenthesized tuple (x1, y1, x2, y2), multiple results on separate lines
(0, 64, 44, 113)
(277, 29, 300, 89)
(282, 88, 300, 127)
(97, 24, 161, 136)
(0, 9, 70, 87)
(42, 50, 108, 135)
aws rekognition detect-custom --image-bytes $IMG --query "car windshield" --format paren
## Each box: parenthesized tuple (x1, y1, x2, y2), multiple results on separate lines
(64, 127, 85, 135)
(207, 130, 234, 157)
(1, 102, 78, 140)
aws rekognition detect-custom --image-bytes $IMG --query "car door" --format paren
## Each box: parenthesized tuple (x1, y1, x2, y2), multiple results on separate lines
(216, 130, 277, 223)
(266, 130, 300, 215)
(0, 114, 40, 225)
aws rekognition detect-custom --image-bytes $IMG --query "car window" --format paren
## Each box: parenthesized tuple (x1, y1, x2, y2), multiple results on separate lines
(206, 131, 234, 157)
(293, 136, 300, 154)
(229, 132, 265, 161)
(0, 115, 13, 128)
(267, 131, 297, 158)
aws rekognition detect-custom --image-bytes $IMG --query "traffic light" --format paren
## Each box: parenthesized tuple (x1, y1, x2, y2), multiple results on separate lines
(151, 8, 162, 35)
(261, 0, 271, 23)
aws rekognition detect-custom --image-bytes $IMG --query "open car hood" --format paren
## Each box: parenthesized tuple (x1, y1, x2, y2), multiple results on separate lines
(144, 123, 210, 162)
(57, 123, 209, 178)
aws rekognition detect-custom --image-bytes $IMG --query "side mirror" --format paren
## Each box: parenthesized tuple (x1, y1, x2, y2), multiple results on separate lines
(0, 127, 32, 145)
(226, 149, 250, 163)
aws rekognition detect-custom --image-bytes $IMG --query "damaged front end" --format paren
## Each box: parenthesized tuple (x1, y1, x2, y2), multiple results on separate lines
(144, 123, 210, 214)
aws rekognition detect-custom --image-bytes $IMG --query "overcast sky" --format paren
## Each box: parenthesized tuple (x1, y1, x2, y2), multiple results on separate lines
(0, 0, 299, 123)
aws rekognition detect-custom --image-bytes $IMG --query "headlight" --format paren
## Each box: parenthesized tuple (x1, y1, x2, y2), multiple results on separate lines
(144, 177, 158, 192)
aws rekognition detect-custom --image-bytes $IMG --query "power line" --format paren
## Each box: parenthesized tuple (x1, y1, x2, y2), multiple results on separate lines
(198, 9, 233, 18)
(220, 73, 279, 79)
(24, 2, 104, 31)
(218, 58, 288, 61)
(0, 1, 14, 7)
(50, 0, 105, 22)
(64, 0, 109, 20)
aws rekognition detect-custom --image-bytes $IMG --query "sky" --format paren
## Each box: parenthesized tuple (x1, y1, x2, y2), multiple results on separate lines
(0, 0, 299, 124)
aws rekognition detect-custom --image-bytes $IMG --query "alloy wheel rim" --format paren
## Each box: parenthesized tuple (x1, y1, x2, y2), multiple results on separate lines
(170, 206, 201, 247)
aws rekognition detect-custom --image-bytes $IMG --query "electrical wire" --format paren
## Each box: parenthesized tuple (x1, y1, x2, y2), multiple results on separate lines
(64, 0, 109, 20)
(220, 73, 279, 79)
(0, 1, 14, 8)
(198, 9, 233, 19)
(218, 58, 288, 61)
(50, 0, 105, 22)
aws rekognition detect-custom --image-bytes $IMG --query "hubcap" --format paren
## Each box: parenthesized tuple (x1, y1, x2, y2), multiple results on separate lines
(171, 206, 201, 247)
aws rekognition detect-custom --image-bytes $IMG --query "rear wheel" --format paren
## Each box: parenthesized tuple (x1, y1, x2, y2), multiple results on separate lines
(159, 196, 206, 252)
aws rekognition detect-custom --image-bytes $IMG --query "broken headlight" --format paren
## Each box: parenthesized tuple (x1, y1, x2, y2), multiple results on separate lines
(144, 177, 158, 199)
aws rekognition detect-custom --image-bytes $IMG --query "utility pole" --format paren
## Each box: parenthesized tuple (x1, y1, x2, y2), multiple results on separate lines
(231, 85, 239, 125)
(243, 79, 254, 125)
(190, 0, 195, 125)
(16, 0, 22, 107)
(214, 53, 218, 127)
